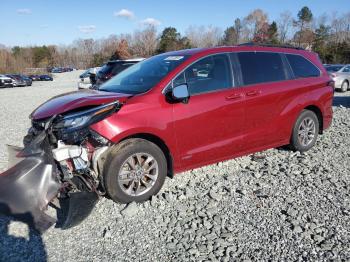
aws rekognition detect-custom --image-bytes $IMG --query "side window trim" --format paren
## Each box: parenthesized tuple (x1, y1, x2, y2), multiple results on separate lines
(229, 53, 244, 87)
(170, 53, 235, 96)
(280, 53, 295, 80)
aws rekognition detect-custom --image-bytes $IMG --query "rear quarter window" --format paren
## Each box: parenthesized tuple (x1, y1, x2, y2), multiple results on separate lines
(286, 54, 320, 78)
(237, 52, 287, 85)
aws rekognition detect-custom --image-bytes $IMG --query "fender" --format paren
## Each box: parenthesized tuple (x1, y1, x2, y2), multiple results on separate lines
(90, 98, 181, 170)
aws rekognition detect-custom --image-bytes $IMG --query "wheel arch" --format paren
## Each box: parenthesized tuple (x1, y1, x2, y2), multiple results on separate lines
(120, 133, 174, 178)
(304, 105, 323, 134)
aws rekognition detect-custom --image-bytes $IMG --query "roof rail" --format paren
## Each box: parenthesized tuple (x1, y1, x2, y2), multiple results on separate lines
(238, 42, 305, 50)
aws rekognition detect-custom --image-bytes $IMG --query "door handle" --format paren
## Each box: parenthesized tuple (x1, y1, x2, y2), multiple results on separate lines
(246, 90, 261, 97)
(226, 93, 243, 100)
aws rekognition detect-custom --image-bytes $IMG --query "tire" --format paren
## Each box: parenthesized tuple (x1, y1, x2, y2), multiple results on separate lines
(290, 110, 319, 152)
(340, 80, 349, 92)
(103, 138, 167, 204)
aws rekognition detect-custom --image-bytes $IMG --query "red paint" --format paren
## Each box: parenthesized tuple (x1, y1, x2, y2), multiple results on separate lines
(31, 89, 130, 120)
(33, 46, 334, 175)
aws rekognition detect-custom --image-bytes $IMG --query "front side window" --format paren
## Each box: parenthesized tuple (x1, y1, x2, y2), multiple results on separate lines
(99, 54, 189, 94)
(173, 54, 232, 95)
(237, 52, 287, 86)
(286, 54, 320, 78)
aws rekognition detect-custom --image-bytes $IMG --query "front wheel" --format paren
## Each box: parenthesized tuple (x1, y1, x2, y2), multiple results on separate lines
(103, 138, 167, 203)
(290, 110, 319, 152)
(340, 80, 349, 92)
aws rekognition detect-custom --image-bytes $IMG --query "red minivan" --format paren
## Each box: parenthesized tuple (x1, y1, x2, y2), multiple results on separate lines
(0, 44, 333, 230)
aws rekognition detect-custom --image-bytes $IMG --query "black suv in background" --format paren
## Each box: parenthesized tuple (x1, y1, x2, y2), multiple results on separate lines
(94, 58, 144, 88)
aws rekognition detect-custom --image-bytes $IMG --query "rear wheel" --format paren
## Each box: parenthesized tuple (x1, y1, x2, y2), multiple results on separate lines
(103, 138, 167, 203)
(340, 80, 349, 92)
(290, 110, 319, 152)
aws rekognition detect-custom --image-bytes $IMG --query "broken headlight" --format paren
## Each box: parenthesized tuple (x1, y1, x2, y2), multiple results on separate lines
(54, 101, 119, 133)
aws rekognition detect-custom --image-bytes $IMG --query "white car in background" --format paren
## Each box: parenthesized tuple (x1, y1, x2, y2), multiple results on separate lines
(324, 64, 350, 92)
(78, 67, 101, 89)
(0, 74, 14, 88)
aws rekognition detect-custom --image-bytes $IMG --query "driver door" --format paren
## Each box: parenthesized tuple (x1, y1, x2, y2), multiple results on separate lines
(172, 54, 245, 170)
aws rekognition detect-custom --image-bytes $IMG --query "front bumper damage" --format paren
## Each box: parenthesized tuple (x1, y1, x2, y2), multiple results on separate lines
(0, 132, 60, 232)
(0, 101, 121, 232)
(0, 131, 99, 232)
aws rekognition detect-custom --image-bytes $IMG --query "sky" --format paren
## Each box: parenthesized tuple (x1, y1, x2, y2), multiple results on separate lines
(0, 0, 349, 47)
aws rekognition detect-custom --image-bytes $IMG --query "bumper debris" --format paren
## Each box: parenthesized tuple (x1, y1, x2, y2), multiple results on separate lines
(0, 132, 60, 232)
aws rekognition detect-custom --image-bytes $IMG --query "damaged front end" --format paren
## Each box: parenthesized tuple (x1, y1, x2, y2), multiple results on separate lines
(0, 101, 120, 232)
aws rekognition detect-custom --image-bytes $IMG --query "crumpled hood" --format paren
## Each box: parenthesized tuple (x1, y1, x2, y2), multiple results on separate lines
(31, 90, 131, 120)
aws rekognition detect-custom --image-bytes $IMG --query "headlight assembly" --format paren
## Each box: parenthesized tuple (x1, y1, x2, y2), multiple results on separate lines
(54, 101, 120, 133)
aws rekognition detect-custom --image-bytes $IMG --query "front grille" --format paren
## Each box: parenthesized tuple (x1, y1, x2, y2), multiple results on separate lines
(4, 80, 12, 83)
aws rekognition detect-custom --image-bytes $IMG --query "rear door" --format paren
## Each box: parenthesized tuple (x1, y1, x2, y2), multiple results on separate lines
(235, 51, 293, 151)
(172, 53, 245, 169)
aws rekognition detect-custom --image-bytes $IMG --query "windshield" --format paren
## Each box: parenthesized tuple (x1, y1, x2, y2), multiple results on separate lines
(99, 54, 189, 94)
(325, 65, 343, 72)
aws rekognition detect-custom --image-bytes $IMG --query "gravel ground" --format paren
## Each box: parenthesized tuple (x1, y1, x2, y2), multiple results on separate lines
(0, 72, 349, 261)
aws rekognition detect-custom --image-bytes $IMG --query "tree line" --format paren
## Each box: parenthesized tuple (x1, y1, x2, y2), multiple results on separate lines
(0, 6, 349, 73)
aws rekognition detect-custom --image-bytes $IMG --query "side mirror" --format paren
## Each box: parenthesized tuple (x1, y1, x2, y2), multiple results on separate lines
(172, 84, 189, 103)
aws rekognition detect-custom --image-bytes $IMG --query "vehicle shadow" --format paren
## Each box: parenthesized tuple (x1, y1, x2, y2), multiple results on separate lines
(333, 95, 350, 108)
(0, 203, 47, 262)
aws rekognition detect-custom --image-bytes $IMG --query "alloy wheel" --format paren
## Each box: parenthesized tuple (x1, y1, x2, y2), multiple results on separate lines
(297, 117, 316, 147)
(118, 153, 159, 197)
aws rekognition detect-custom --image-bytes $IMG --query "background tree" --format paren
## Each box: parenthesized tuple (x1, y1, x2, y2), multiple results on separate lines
(313, 24, 331, 61)
(252, 22, 270, 43)
(267, 21, 279, 44)
(278, 11, 293, 43)
(157, 27, 191, 53)
(221, 18, 242, 45)
(111, 39, 131, 60)
(186, 25, 222, 47)
(242, 9, 269, 41)
(294, 6, 313, 46)
(130, 26, 158, 57)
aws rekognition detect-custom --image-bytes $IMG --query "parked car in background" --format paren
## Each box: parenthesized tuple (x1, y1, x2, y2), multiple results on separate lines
(51, 67, 76, 73)
(9, 74, 32, 86)
(78, 67, 101, 89)
(324, 64, 350, 92)
(29, 75, 41, 81)
(6, 74, 26, 87)
(20, 74, 33, 86)
(94, 58, 144, 88)
(40, 75, 53, 81)
(51, 68, 63, 73)
(0, 74, 14, 88)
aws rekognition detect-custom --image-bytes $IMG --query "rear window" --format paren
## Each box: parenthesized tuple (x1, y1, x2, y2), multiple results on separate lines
(286, 54, 320, 78)
(99, 64, 113, 75)
(237, 52, 287, 85)
(111, 63, 135, 75)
